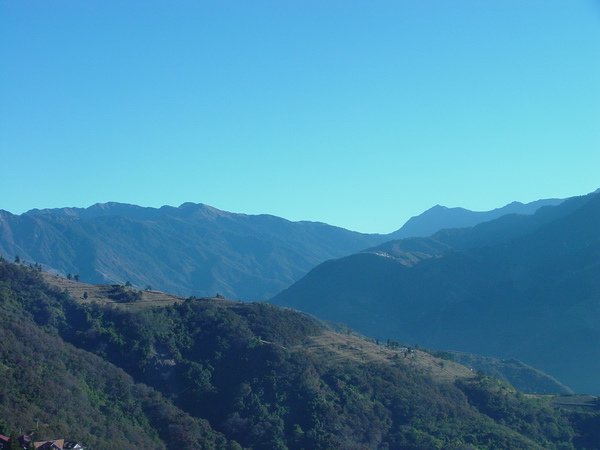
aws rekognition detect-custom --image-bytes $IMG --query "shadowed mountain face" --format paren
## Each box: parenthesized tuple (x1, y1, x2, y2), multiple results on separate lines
(0, 202, 386, 300)
(390, 198, 564, 239)
(0, 197, 560, 301)
(273, 193, 600, 394)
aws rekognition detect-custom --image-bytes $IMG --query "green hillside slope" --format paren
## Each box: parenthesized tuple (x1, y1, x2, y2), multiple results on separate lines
(2, 261, 600, 449)
(0, 262, 231, 449)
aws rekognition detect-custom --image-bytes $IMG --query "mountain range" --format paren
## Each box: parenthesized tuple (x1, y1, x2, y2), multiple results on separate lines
(272, 192, 600, 393)
(0, 197, 560, 300)
(2, 190, 600, 447)
(0, 202, 384, 299)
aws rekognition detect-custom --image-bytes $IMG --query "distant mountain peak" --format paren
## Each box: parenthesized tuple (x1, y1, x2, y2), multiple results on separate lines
(178, 201, 203, 209)
(90, 201, 129, 209)
(392, 197, 564, 239)
(176, 202, 230, 219)
(427, 204, 449, 212)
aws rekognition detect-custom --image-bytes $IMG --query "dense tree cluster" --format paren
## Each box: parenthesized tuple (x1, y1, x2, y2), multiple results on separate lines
(0, 262, 232, 450)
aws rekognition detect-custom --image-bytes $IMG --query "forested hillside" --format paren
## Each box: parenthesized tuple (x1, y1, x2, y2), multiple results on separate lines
(1, 261, 600, 449)
(0, 262, 231, 449)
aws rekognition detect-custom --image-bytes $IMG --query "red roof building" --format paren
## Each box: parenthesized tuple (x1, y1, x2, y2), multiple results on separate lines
(0, 434, 10, 450)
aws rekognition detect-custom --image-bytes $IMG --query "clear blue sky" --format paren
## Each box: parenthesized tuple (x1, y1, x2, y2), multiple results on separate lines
(1, 0, 599, 233)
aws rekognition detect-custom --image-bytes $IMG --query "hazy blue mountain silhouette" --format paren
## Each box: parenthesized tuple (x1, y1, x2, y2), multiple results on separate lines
(391, 198, 564, 239)
(0, 195, 567, 301)
(273, 192, 600, 393)
(0, 202, 385, 299)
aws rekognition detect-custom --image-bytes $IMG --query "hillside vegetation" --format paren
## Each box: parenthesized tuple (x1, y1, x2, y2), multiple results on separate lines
(0, 262, 231, 449)
(1, 262, 600, 449)
(46, 272, 573, 395)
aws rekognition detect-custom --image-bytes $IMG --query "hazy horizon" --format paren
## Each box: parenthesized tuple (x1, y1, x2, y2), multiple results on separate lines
(2, 186, 596, 235)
